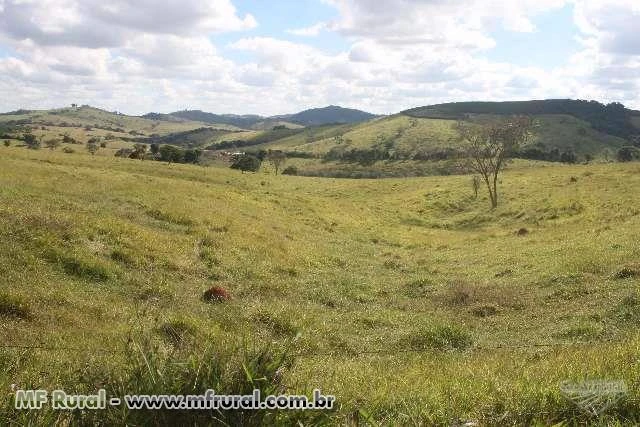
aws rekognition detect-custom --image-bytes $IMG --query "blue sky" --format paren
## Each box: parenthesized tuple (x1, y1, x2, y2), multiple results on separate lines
(485, 4, 580, 70)
(215, 0, 348, 62)
(0, 0, 638, 114)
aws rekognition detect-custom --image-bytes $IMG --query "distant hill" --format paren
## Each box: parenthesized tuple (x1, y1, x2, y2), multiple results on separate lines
(404, 99, 640, 140)
(150, 106, 379, 129)
(167, 110, 264, 129)
(275, 106, 379, 126)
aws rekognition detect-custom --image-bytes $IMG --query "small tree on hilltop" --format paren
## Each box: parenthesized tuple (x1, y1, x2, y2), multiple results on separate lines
(458, 116, 534, 209)
(230, 154, 261, 173)
(266, 150, 287, 175)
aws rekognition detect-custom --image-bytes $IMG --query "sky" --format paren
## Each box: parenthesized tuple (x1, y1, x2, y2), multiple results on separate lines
(0, 0, 639, 116)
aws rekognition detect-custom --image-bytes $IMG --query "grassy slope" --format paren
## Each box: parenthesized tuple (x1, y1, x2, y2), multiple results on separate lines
(258, 114, 626, 156)
(2, 146, 640, 423)
(0, 106, 239, 136)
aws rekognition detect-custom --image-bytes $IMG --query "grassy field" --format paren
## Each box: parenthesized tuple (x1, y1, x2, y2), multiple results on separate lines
(2, 145, 640, 424)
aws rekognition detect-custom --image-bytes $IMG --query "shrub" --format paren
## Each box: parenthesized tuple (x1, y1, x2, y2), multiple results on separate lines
(3, 140, 9, 147)
(0, 293, 31, 319)
(282, 166, 298, 175)
(86, 141, 99, 155)
(23, 133, 40, 149)
(471, 304, 498, 317)
(617, 146, 640, 162)
(231, 154, 261, 173)
(158, 144, 184, 163)
(157, 319, 197, 346)
(44, 139, 60, 150)
(445, 281, 476, 306)
(402, 324, 472, 351)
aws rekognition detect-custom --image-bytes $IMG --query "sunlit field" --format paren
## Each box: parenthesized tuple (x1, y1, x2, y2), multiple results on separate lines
(2, 145, 640, 424)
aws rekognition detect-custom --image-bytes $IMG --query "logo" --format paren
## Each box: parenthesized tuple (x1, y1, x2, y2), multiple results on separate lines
(560, 380, 627, 416)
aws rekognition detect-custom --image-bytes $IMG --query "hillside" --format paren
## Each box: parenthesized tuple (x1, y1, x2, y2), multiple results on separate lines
(404, 99, 639, 139)
(2, 146, 640, 424)
(275, 105, 379, 126)
(1, 99, 638, 179)
(166, 110, 265, 129)
(160, 106, 378, 129)
(0, 106, 234, 136)
(229, 111, 630, 177)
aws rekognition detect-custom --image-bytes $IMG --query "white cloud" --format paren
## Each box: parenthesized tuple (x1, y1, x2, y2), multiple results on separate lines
(0, 0, 256, 48)
(0, 0, 639, 115)
(287, 22, 327, 37)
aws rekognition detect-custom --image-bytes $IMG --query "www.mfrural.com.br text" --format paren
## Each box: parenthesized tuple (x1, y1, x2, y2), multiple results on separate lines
(13, 388, 335, 411)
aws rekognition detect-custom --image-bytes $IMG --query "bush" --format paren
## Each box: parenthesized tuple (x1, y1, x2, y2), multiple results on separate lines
(617, 146, 640, 162)
(0, 293, 31, 319)
(281, 166, 298, 175)
(86, 141, 99, 155)
(3, 140, 9, 147)
(401, 324, 472, 351)
(158, 144, 184, 163)
(157, 319, 197, 346)
(23, 133, 40, 149)
(230, 154, 261, 173)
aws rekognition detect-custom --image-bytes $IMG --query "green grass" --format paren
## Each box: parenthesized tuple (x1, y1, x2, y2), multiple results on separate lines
(2, 146, 640, 424)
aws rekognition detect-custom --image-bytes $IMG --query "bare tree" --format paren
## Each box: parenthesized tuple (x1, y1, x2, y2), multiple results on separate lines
(44, 138, 61, 151)
(132, 143, 148, 160)
(266, 150, 287, 175)
(458, 116, 534, 209)
(471, 175, 480, 199)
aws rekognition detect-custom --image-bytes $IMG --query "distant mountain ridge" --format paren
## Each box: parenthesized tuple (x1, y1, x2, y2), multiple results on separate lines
(275, 105, 379, 126)
(404, 99, 639, 140)
(143, 105, 379, 129)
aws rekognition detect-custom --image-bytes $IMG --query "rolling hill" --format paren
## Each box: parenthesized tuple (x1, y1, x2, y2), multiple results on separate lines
(152, 105, 379, 129)
(274, 105, 379, 126)
(1, 99, 639, 178)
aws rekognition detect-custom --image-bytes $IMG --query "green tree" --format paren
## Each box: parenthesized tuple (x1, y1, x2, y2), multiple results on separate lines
(184, 149, 202, 164)
(617, 146, 639, 162)
(159, 145, 184, 164)
(23, 132, 40, 149)
(230, 154, 261, 173)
